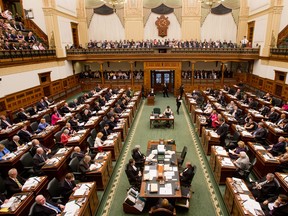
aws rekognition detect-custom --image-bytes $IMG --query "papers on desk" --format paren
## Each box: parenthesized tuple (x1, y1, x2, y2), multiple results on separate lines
(74, 183, 93, 196)
(164, 171, 175, 180)
(274, 128, 284, 133)
(63, 200, 81, 216)
(263, 154, 278, 161)
(210, 131, 219, 137)
(243, 199, 264, 216)
(89, 163, 101, 170)
(143, 173, 153, 181)
(1, 194, 27, 208)
(56, 148, 68, 155)
(195, 109, 203, 113)
(159, 183, 173, 195)
(95, 152, 107, 159)
(221, 157, 234, 167)
(2, 152, 17, 160)
(253, 144, 265, 151)
(22, 177, 41, 190)
(46, 157, 61, 165)
(150, 183, 158, 192)
(77, 129, 86, 134)
(103, 140, 114, 146)
(215, 146, 228, 156)
(241, 131, 253, 137)
(69, 136, 80, 141)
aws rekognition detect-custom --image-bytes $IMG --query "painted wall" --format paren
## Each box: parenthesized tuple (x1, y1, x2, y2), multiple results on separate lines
(249, 14, 268, 54)
(279, 0, 288, 31)
(56, 0, 77, 17)
(57, 16, 75, 49)
(22, 0, 46, 33)
(248, 0, 270, 15)
(0, 61, 73, 97)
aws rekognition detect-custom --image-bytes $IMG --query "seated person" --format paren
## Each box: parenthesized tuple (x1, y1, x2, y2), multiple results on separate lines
(18, 125, 34, 143)
(60, 173, 78, 203)
(0, 115, 12, 129)
(262, 92, 272, 103)
(7, 135, 24, 152)
(62, 122, 75, 135)
(17, 108, 30, 121)
(36, 99, 48, 111)
(33, 147, 48, 176)
(30, 139, 52, 157)
(126, 159, 142, 183)
(81, 109, 91, 123)
(249, 173, 279, 202)
(275, 146, 288, 172)
(233, 151, 250, 177)
(229, 141, 247, 160)
(60, 129, 71, 146)
(61, 103, 72, 114)
(148, 88, 155, 97)
(203, 103, 213, 115)
(33, 194, 64, 216)
(0, 143, 10, 160)
(5, 168, 26, 198)
(252, 122, 267, 143)
(265, 108, 279, 123)
(154, 198, 174, 212)
(226, 101, 235, 113)
(281, 101, 288, 111)
(51, 110, 61, 126)
(114, 104, 123, 114)
(37, 118, 49, 132)
(163, 106, 173, 117)
(100, 124, 110, 141)
(267, 136, 286, 156)
(215, 118, 229, 146)
(131, 145, 145, 169)
(259, 104, 270, 116)
(180, 162, 194, 186)
(94, 132, 104, 150)
(79, 155, 97, 181)
(244, 118, 257, 132)
(261, 194, 288, 216)
(279, 119, 288, 132)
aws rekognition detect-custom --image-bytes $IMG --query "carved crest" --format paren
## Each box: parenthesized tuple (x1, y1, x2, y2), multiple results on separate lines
(155, 15, 170, 37)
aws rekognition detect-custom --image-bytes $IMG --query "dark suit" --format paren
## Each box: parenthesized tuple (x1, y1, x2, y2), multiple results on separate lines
(1, 119, 12, 129)
(280, 123, 288, 133)
(33, 200, 61, 216)
(17, 111, 29, 121)
(33, 154, 47, 175)
(61, 106, 70, 114)
(126, 164, 141, 182)
(18, 129, 33, 143)
(216, 123, 229, 146)
(36, 102, 47, 111)
(132, 149, 145, 165)
(5, 176, 26, 198)
(61, 179, 76, 203)
(78, 160, 90, 174)
(251, 177, 279, 202)
(7, 140, 22, 152)
(268, 112, 279, 123)
(253, 127, 267, 142)
(180, 166, 194, 186)
(261, 195, 288, 216)
(100, 128, 110, 141)
(270, 142, 286, 156)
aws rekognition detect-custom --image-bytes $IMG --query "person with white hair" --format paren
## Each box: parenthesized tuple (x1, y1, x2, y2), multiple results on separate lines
(34, 194, 64, 215)
(233, 151, 250, 176)
(132, 145, 145, 170)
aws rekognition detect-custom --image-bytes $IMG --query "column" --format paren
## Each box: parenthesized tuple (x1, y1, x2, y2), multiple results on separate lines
(124, 0, 144, 40)
(221, 63, 225, 86)
(191, 61, 195, 87)
(76, 0, 89, 47)
(236, 0, 249, 45)
(99, 62, 104, 85)
(129, 61, 134, 87)
(182, 0, 201, 40)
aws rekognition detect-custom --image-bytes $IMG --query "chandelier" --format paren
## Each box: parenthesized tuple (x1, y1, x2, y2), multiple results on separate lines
(101, 0, 126, 12)
(198, 0, 225, 8)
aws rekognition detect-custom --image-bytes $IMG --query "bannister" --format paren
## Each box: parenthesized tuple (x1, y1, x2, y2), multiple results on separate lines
(270, 48, 288, 56)
(277, 24, 288, 47)
(23, 19, 49, 46)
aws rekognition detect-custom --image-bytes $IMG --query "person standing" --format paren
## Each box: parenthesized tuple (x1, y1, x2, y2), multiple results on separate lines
(176, 95, 182, 115)
(179, 84, 184, 98)
(163, 83, 169, 97)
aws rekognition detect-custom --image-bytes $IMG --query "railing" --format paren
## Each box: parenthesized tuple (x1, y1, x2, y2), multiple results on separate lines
(0, 50, 57, 62)
(270, 48, 288, 56)
(66, 48, 154, 55)
(171, 47, 260, 54)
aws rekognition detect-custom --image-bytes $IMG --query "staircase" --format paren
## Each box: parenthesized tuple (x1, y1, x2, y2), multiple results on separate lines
(277, 25, 288, 48)
(23, 19, 49, 46)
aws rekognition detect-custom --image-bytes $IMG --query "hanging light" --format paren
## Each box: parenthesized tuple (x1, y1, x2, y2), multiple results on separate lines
(198, 0, 225, 8)
(101, 0, 126, 12)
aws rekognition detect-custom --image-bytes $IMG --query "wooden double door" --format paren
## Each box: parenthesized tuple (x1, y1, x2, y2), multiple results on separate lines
(151, 70, 174, 93)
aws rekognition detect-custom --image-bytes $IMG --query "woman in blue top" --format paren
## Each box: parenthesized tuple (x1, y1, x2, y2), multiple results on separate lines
(0, 143, 10, 160)
(37, 118, 49, 132)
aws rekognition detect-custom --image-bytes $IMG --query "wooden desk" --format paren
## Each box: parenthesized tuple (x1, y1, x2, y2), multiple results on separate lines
(56, 113, 75, 127)
(0, 145, 30, 177)
(127, 101, 137, 118)
(150, 115, 175, 129)
(71, 104, 85, 113)
(48, 100, 66, 111)
(221, 111, 238, 125)
(94, 151, 113, 177)
(147, 96, 155, 106)
(119, 109, 133, 128)
(113, 118, 128, 141)
(246, 142, 280, 178)
(230, 124, 254, 142)
(191, 105, 203, 123)
(140, 140, 181, 198)
(213, 155, 236, 184)
(67, 129, 91, 151)
(32, 125, 60, 149)
(65, 182, 99, 216)
(263, 121, 288, 144)
(210, 146, 229, 172)
(195, 115, 207, 137)
(22, 176, 49, 196)
(28, 109, 51, 122)
(41, 147, 73, 180)
(0, 192, 34, 216)
(84, 116, 102, 129)
(0, 121, 28, 140)
(103, 132, 122, 161)
(275, 172, 288, 193)
(224, 178, 263, 216)
(85, 154, 110, 190)
(201, 128, 220, 155)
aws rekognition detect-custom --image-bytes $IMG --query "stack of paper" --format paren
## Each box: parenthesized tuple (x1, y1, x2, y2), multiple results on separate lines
(221, 157, 234, 167)
(150, 183, 158, 192)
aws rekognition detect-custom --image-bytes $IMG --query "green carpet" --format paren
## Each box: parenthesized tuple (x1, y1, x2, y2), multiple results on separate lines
(96, 94, 230, 216)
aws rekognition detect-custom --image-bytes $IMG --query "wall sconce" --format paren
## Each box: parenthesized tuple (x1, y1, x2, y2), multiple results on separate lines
(24, 9, 34, 19)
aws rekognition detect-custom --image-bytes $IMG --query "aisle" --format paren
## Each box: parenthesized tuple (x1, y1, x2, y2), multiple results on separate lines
(96, 95, 228, 216)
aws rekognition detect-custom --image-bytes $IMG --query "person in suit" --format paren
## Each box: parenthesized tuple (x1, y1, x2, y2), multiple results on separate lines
(260, 105, 270, 116)
(107, 116, 117, 131)
(215, 118, 229, 146)
(70, 146, 86, 161)
(62, 122, 75, 135)
(79, 155, 94, 181)
(244, 118, 257, 132)
(60, 173, 78, 203)
(261, 194, 288, 216)
(248, 98, 257, 109)
(230, 105, 242, 121)
(217, 91, 225, 105)
(36, 99, 48, 111)
(126, 87, 132, 98)
(0, 144, 10, 161)
(81, 109, 91, 123)
(100, 124, 110, 141)
(279, 119, 288, 132)
(7, 135, 23, 152)
(27, 105, 38, 116)
(276, 114, 286, 126)
(234, 89, 242, 100)
(37, 118, 49, 132)
(132, 145, 146, 170)
(250, 173, 279, 202)
(154, 198, 174, 212)
(275, 146, 288, 172)
(126, 159, 142, 183)
(61, 103, 72, 114)
(93, 101, 101, 112)
(33, 194, 64, 216)
(180, 162, 195, 186)
(252, 122, 267, 143)
(266, 108, 279, 123)
(43, 96, 54, 107)
(114, 104, 123, 114)
(176, 95, 182, 115)
(33, 147, 48, 176)
(179, 84, 184, 98)
(163, 83, 169, 97)
(17, 125, 33, 143)
(30, 139, 52, 157)
(5, 168, 26, 198)
(51, 110, 62, 125)
(267, 136, 287, 156)
(17, 108, 30, 121)
(0, 115, 12, 129)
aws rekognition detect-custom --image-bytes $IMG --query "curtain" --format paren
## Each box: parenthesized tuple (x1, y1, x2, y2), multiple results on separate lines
(144, 12, 181, 40)
(88, 13, 125, 41)
(201, 13, 237, 42)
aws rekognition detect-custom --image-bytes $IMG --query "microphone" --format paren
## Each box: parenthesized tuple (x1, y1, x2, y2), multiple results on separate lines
(33, 177, 40, 183)
(85, 184, 91, 189)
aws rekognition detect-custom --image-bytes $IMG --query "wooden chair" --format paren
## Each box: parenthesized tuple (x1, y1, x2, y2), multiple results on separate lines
(149, 207, 176, 216)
